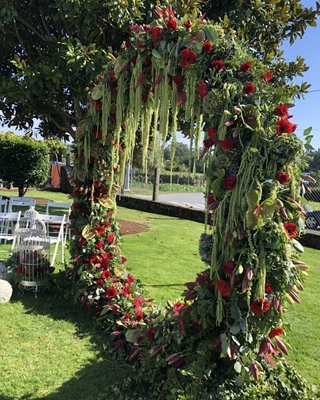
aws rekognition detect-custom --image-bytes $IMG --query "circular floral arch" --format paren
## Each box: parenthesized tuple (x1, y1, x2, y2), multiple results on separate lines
(68, 6, 311, 398)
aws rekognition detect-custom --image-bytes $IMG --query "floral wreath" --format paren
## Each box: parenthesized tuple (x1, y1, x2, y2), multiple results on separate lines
(67, 5, 313, 394)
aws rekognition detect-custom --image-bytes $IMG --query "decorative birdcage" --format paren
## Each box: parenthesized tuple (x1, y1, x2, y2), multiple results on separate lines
(13, 207, 51, 297)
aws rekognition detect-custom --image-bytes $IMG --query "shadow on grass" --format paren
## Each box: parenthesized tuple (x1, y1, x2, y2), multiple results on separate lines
(9, 289, 130, 400)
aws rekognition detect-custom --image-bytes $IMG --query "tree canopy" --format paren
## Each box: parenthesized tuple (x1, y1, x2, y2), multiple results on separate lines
(0, 0, 319, 140)
(0, 131, 49, 196)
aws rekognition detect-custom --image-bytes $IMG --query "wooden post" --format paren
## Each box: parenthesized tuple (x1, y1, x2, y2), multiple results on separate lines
(152, 167, 160, 201)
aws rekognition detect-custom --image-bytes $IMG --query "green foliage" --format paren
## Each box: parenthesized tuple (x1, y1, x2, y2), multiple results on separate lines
(0, 131, 49, 195)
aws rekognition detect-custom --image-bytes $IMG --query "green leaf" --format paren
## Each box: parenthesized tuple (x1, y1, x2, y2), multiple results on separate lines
(230, 324, 240, 335)
(291, 239, 304, 254)
(303, 127, 312, 136)
(152, 49, 162, 59)
(204, 26, 219, 41)
(235, 375, 245, 386)
(91, 85, 104, 100)
(250, 147, 259, 153)
(211, 177, 223, 198)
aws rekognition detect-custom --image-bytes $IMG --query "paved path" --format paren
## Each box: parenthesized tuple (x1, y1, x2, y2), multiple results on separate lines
(128, 192, 205, 211)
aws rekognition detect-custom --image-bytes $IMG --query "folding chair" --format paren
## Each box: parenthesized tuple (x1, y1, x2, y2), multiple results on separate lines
(0, 198, 8, 213)
(8, 196, 35, 212)
(45, 201, 71, 241)
(37, 213, 66, 266)
(0, 211, 21, 259)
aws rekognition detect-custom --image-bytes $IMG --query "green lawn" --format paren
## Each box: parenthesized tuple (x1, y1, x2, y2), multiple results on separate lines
(0, 190, 319, 399)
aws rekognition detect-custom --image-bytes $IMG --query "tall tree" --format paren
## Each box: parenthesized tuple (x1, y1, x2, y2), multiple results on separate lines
(0, 0, 319, 140)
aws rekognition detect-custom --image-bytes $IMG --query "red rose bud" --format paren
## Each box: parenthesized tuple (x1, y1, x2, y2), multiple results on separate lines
(250, 362, 259, 381)
(274, 336, 289, 355)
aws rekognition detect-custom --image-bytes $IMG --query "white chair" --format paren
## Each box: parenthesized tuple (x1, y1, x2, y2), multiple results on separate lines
(37, 213, 66, 266)
(8, 196, 35, 212)
(0, 211, 21, 258)
(45, 201, 71, 241)
(0, 198, 8, 212)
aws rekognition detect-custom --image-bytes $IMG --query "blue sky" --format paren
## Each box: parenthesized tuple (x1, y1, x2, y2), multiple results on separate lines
(281, 0, 320, 150)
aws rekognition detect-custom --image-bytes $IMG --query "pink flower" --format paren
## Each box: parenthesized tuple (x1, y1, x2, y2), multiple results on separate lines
(259, 337, 278, 356)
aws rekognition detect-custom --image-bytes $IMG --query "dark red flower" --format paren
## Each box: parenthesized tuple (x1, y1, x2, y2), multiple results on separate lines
(107, 232, 115, 244)
(222, 261, 236, 274)
(105, 286, 117, 299)
(184, 20, 192, 29)
(77, 236, 86, 248)
(130, 56, 137, 66)
(17, 264, 25, 275)
(101, 269, 111, 279)
(180, 48, 197, 69)
(135, 309, 144, 321)
(242, 83, 255, 95)
(217, 279, 231, 297)
(173, 302, 184, 315)
(125, 40, 131, 48)
(212, 60, 225, 72)
(265, 282, 273, 294)
(93, 225, 105, 236)
(268, 326, 284, 338)
(108, 70, 116, 79)
(150, 26, 162, 43)
(264, 71, 272, 83)
(141, 92, 149, 101)
(126, 273, 135, 284)
(274, 103, 289, 117)
(95, 240, 104, 250)
(202, 41, 213, 54)
(240, 61, 252, 72)
(276, 171, 290, 184)
(93, 100, 102, 111)
(250, 298, 271, 315)
(167, 19, 177, 30)
(96, 279, 105, 287)
(207, 127, 218, 140)
(220, 138, 234, 150)
(276, 118, 297, 135)
(147, 328, 156, 341)
(197, 80, 207, 98)
(284, 222, 297, 239)
(223, 176, 237, 190)
(172, 75, 184, 85)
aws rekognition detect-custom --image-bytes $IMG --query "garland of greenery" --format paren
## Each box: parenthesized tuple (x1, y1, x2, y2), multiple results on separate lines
(67, 6, 315, 398)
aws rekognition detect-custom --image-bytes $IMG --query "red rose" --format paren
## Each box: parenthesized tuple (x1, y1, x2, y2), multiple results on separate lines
(264, 71, 272, 83)
(101, 270, 111, 279)
(167, 19, 177, 30)
(197, 80, 207, 98)
(222, 261, 236, 274)
(276, 171, 289, 184)
(274, 103, 289, 117)
(276, 118, 297, 135)
(242, 83, 255, 95)
(150, 26, 162, 43)
(223, 176, 237, 190)
(240, 61, 252, 72)
(105, 287, 117, 300)
(217, 279, 231, 297)
(202, 41, 213, 54)
(212, 60, 225, 72)
(220, 137, 234, 150)
(250, 298, 271, 315)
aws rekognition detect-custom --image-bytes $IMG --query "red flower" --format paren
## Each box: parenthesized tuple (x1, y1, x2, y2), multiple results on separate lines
(217, 279, 231, 297)
(95, 240, 104, 250)
(150, 26, 162, 43)
(126, 273, 135, 284)
(93, 100, 102, 111)
(222, 261, 236, 274)
(240, 61, 252, 72)
(259, 337, 278, 355)
(265, 282, 273, 294)
(135, 309, 144, 321)
(172, 75, 184, 85)
(197, 80, 207, 98)
(276, 171, 290, 184)
(108, 70, 115, 79)
(17, 264, 25, 275)
(96, 279, 105, 287)
(173, 302, 184, 315)
(142, 92, 149, 101)
(220, 138, 234, 150)
(276, 118, 297, 135)
(167, 19, 177, 30)
(93, 225, 105, 236)
(77, 236, 86, 248)
(242, 83, 255, 95)
(130, 56, 137, 66)
(212, 60, 225, 72)
(268, 326, 284, 338)
(264, 71, 272, 83)
(207, 127, 218, 140)
(107, 232, 115, 244)
(250, 298, 271, 314)
(180, 48, 197, 69)
(105, 286, 117, 299)
(202, 41, 213, 54)
(122, 283, 132, 297)
(101, 269, 111, 279)
(274, 103, 289, 117)
(184, 20, 192, 29)
(223, 176, 237, 190)
(284, 222, 297, 239)
(147, 328, 156, 341)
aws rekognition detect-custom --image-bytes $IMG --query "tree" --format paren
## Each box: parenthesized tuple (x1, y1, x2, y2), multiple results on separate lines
(0, 131, 49, 196)
(0, 1, 319, 140)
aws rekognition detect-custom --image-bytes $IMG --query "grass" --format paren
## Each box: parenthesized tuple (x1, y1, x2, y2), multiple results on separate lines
(0, 190, 319, 398)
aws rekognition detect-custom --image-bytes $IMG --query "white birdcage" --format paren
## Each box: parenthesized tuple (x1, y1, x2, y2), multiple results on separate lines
(13, 207, 51, 297)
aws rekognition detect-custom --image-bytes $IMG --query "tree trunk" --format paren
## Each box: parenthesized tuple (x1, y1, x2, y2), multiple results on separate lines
(152, 167, 160, 201)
